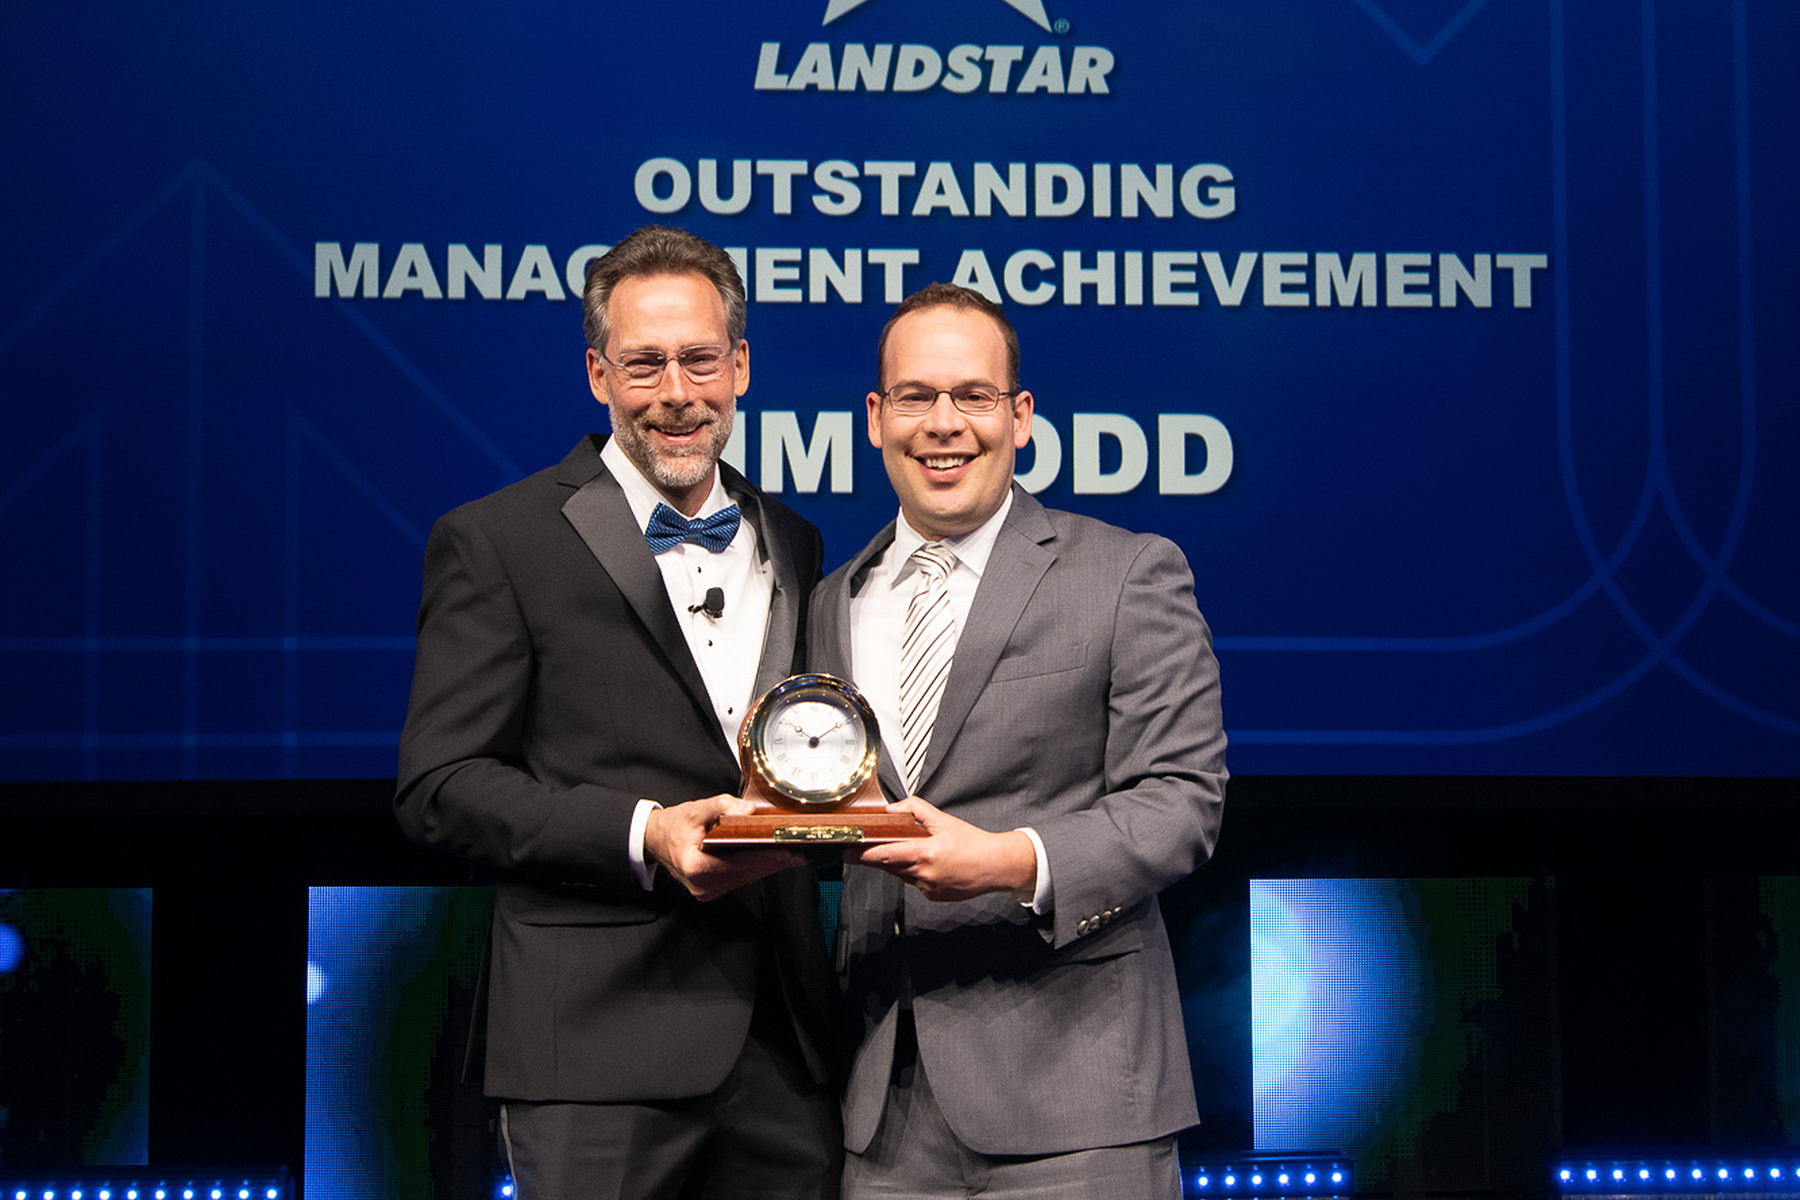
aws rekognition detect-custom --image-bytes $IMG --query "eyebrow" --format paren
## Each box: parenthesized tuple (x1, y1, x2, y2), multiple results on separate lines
(616, 341, 729, 354)
(888, 378, 1000, 390)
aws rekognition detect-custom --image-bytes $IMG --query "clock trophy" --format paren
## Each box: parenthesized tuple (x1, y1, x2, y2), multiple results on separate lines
(705, 673, 925, 845)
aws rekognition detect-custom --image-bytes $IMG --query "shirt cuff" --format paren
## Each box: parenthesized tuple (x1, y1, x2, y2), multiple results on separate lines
(1017, 826, 1053, 913)
(630, 799, 661, 892)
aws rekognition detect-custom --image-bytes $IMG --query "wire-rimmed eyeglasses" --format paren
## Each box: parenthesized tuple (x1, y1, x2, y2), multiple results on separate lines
(601, 344, 734, 386)
(879, 384, 1017, 415)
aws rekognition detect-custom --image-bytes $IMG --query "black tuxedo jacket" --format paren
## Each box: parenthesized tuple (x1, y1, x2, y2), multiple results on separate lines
(396, 434, 832, 1102)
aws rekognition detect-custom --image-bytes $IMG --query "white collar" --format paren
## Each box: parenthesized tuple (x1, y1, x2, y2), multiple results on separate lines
(883, 489, 1015, 590)
(600, 435, 734, 533)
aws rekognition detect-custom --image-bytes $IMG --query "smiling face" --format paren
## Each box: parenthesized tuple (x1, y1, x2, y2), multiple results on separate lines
(867, 304, 1033, 542)
(587, 271, 748, 515)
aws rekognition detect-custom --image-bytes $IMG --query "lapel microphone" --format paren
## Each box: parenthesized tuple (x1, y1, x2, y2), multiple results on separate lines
(688, 587, 725, 619)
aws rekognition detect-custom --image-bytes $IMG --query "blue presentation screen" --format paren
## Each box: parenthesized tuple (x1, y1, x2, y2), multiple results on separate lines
(2, 0, 1795, 780)
(0, 889, 152, 1167)
(1251, 878, 1557, 1192)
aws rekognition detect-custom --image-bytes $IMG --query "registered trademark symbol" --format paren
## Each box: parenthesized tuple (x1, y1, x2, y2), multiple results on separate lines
(1054, 18, 1070, 34)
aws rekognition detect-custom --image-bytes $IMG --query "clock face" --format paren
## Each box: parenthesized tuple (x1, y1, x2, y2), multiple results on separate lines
(742, 675, 879, 809)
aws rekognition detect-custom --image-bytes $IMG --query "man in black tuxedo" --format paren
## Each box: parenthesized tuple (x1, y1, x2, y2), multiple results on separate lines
(397, 225, 839, 1200)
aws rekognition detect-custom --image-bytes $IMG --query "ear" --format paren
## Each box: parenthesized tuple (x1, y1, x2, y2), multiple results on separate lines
(866, 391, 885, 448)
(733, 337, 751, 398)
(586, 349, 610, 406)
(1010, 389, 1034, 449)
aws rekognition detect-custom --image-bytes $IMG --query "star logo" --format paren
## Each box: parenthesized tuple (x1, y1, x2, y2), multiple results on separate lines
(821, 0, 1053, 32)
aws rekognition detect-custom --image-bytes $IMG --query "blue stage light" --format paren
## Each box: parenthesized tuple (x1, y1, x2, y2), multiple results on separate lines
(0, 1173, 286, 1200)
(1182, 1153, 1352, 1199)
(1552, 1154, 1800, 1197)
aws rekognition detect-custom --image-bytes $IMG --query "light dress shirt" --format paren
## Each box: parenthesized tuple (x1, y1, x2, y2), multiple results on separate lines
(601, 437, 773, 890)
(848, 492, 1052, 912)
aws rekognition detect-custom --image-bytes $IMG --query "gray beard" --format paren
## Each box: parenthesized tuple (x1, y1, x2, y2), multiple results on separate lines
(608, 405, 734, 493)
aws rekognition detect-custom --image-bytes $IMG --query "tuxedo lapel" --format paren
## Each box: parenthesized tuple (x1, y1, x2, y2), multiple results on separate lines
(916, 488, 1056, 794)
(556, 439, 715, 733)
(723, 464, 799, 701)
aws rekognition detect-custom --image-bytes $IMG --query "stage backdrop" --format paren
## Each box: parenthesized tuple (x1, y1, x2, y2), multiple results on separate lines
(3, 0, 1795, 780)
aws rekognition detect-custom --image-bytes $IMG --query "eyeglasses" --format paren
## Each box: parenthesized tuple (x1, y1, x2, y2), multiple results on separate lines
(601, 344, 734, 385)
(880, 385, 1016, 415)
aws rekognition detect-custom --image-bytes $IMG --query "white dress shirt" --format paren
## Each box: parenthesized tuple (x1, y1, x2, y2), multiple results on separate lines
(848, 493, 1053, 911)
(602, 437, 773, 889)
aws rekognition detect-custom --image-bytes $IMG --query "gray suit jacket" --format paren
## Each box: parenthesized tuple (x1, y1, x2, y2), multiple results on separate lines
(396, 434, 834, 1102)
(810, 486, 1227, 1156)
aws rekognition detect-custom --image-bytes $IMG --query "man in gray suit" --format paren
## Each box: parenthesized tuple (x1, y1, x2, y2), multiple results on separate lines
(809, 283, 1227, 1199)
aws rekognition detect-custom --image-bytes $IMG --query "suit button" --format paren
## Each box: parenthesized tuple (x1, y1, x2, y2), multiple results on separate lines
(1077, 918, 1092, 935)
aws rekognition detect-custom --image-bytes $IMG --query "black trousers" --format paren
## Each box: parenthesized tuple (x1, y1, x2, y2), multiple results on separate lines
(502, 1010, 840, 1200)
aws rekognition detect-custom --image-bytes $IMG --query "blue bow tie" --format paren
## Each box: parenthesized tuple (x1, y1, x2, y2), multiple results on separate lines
(644, 502, 742, 554)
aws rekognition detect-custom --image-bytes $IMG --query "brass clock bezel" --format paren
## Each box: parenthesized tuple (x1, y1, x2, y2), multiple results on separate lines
(739, 673, 880, 810)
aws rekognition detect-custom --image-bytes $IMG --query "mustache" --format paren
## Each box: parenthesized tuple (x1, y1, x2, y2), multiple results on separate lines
(651, 413, 714, 434)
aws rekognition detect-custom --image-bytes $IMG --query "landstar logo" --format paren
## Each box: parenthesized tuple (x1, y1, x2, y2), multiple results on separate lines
(754, 0, 1113, 95)
(822, 0, 1053, 31)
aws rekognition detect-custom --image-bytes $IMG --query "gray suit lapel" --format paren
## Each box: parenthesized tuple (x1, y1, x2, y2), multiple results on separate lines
(556, 440, 716, 743)
(835, 524, 908, 799)
(916, 489, 1056, 794)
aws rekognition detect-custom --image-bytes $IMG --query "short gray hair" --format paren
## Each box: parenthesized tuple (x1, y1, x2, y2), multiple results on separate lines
(582, 225, 747, 355)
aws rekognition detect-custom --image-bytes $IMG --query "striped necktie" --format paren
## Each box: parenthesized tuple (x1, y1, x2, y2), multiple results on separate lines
(899, 543, 959, 794)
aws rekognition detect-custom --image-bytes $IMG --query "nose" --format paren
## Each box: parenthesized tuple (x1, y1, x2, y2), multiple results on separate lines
(658, 357, 692, 402)
(922, 390, 968, 434)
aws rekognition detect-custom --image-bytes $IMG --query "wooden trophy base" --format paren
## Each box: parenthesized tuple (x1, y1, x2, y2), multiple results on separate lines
(705, 781, 926, 846)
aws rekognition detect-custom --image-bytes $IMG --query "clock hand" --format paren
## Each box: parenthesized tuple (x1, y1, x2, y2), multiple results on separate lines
(781, 716, 826, 749)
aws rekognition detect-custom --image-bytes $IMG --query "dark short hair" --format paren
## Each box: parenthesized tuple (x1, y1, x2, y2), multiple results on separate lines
(876, 282, 1020, 392)
(582, 225, 747, 355)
